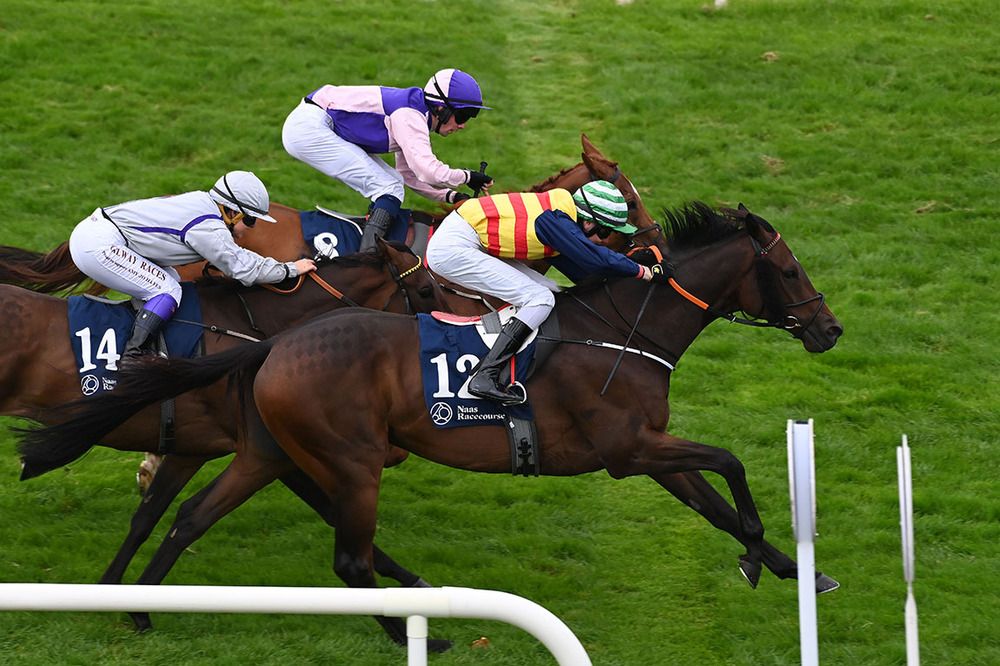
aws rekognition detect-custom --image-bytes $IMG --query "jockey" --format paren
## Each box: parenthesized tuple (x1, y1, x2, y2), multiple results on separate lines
(282, 68, 494, 252)
(426, 179, 672, 405)
(68, 171, 317, 358)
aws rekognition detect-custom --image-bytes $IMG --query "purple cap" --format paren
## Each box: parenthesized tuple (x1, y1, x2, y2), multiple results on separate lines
(423, 69, 491, 110)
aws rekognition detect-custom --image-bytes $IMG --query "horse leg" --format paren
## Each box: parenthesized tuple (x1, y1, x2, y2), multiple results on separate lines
(264, 409, 452, 652)
(626, 429, 766, 588)
(98, 454, 210, 585)
(278, 469, 432, 588)
(126, 453, 288, 631)
(651, 471, 839, 592)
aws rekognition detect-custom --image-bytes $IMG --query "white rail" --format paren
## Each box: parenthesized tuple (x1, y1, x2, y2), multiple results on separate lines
(897, 435, 920, 666)
(0, 584, 591, 666)
(788, 418, 819, 666)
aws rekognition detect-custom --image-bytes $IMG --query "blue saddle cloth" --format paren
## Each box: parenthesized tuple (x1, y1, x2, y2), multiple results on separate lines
(300, 209, 409, 257)
(416, 313, 534, 429)
(67, 282, 204, 396)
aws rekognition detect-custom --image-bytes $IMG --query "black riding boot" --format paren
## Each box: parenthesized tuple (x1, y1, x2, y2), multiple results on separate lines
(468, 318, 533, 405)
(359, 207, 394, 252)
(123, 310, 166, 359)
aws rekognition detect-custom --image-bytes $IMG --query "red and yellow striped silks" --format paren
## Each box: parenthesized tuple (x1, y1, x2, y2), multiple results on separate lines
(457, 189, 577, 259)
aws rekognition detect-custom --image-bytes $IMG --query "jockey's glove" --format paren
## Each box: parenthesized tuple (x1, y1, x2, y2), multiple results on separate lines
(466, 169, 494, 191)
(640, 261, 673, 284)
(447, 191, 471, 204)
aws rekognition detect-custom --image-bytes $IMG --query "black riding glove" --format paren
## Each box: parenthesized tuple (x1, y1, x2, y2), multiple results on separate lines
(466, 169, 494, 191)
(447, 191, 471, 204)
(649, 261, 673, 284)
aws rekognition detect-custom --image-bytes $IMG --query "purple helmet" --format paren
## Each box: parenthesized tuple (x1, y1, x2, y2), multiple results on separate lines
(423, 69, 491, 122)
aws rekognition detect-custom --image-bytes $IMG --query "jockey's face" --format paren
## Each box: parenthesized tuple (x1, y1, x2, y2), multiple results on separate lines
(436, 114, 466, 136)
(582, 220, 616, 247)
(431, 106, 467, 136)
(219, 206, 250, 240)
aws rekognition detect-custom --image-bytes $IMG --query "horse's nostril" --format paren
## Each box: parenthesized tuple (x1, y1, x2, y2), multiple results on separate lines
(829, 325, 844, 339)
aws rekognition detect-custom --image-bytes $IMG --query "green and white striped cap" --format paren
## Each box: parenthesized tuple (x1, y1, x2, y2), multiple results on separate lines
(572, 180, 636, 234)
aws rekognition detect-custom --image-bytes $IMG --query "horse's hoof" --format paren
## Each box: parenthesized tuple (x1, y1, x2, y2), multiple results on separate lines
(738, 555, 761, 589)
(816, 572, 840, 594)
(428, 638, 453, 653)
(410, 577, 432, 589)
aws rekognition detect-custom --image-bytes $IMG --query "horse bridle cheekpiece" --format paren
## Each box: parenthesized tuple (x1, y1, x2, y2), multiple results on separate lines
(212, 174, 266, 228)
(382, 253, 425, 314)
(719, 206, 826, 334)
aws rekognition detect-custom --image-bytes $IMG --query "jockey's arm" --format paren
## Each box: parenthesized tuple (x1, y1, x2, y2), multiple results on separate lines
(185, 224, 300, 286)
(388, 109, 468, 197)
(535, 211, 644, 282)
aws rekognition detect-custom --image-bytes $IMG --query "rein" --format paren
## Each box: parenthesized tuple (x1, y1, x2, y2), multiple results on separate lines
(600, 282, 657, 395)
(534, 281, 680, 391)
(172, 253, 426, 343)
(668, 231, 826, 332)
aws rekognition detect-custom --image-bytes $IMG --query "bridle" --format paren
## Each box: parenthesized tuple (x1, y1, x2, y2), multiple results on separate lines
(380, 252, 426, 314)
(668, 230, 827, 334)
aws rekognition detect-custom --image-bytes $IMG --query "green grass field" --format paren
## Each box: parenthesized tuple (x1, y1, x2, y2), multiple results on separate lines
(1, 1, 998, 664)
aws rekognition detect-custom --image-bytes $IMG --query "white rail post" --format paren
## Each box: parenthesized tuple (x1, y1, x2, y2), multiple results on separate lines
(787, 419, 819, 666)
(0, 585, 591, 666)
(406, 614, 428, 666)
(897, 435, 920, 666)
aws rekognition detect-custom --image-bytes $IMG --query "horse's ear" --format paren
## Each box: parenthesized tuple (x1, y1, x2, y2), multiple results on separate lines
(581, 133, 610, 164)
(738, 202, 749, 213)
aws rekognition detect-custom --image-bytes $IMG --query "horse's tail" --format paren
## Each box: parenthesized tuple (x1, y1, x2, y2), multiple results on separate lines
(17, 341, 275, 480)
(0, 241, 108, 295)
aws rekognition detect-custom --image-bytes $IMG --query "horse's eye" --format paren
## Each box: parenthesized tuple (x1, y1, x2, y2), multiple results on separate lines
(418, 285, 434, 298)
(782, 267, 798, 279)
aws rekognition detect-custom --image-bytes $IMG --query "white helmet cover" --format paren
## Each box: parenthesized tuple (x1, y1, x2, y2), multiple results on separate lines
(209, 170, 277, 223)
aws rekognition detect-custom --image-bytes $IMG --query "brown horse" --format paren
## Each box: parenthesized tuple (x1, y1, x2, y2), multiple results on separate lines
(0, 134, 662, 298)
(3, 241, 449, 597)
(23, 202, 843, 647)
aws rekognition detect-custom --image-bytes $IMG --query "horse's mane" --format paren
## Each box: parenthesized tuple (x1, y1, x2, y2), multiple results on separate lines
(662, 202, 744, 254)
(528, 163, 584, 192)
(559, 202, 749, 300)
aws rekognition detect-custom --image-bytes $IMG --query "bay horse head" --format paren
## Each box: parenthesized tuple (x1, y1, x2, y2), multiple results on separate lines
(664, 202, 843, 353)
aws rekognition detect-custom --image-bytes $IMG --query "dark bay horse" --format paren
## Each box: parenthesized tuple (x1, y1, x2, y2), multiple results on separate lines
(23, 203, 843, 647)
(0, 134, 662, 300)
(3, 241, 447, 596)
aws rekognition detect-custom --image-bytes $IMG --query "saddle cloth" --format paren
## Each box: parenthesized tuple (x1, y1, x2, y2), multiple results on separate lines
(67, 282, 204, 396)
(417, 309, 535, 429)
(301, 208, 409, 258)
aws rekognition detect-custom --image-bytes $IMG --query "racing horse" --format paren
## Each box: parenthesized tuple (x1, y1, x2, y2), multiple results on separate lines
(2, 241, 449, 600)
(22, 202, 843, 647)
(0, 134, 663, 299)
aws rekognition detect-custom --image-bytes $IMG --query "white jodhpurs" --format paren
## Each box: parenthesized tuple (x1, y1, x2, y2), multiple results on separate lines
(427, 211, 558, 330)
(282, 101, 404, 203)
(69, 210, 184, 305)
